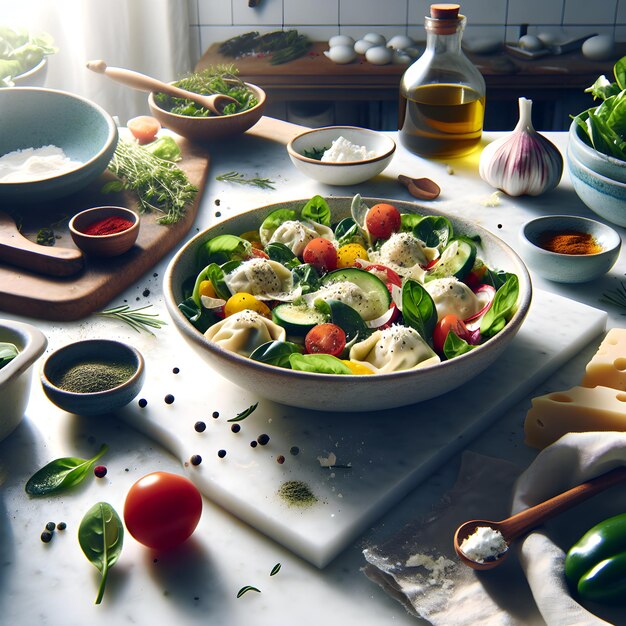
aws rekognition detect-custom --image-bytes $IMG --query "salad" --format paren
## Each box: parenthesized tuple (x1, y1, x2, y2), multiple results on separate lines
(0, 26, 56, 87)
(178, 196, 520, 375)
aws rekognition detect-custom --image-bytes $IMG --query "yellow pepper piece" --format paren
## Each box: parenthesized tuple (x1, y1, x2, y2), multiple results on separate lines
(341, 360, 375, 375)
(224, 292, 271, 318)
(337, 243, 369, 268)
(199, 280, 216, 298)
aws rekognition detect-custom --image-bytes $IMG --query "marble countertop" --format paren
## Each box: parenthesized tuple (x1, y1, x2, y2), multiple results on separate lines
(1, 127, 623, 626)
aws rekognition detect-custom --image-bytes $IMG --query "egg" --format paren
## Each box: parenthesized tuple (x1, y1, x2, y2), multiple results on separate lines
(518, 35, 544, 52)
(363, 33, 386, 46)
(354, 39, 375, 55)
(582, 34, 615, 61)
(536, 31, 560, 47)
(324, 45, 357, 64)
(392, 51, 411, 65)
(328, 35, 355, 48)
(365, 45, 393, 65)
(387, 35, 415, 50)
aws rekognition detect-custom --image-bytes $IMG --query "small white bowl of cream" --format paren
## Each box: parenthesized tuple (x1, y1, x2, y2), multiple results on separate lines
(287, 126, 396, 185)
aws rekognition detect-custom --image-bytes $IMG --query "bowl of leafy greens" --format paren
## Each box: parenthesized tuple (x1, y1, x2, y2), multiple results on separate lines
(148, 66, 266, 142)
(0, 26, 56, 87)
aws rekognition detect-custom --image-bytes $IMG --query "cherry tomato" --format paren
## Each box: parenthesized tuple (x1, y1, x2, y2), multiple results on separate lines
(127, 115, 161, 145)
(305, 323, 346, 357)
(199, 280, 216, 298)
(302, 238, 337, 273)
(432, 314, 470, 354)
(365, 203, 401, 240)
(124, 472, 202, 551)
(337, 243, 369, 268)
(248, 246, 270, 259)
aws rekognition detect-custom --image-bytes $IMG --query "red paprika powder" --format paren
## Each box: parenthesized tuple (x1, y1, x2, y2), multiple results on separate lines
(83, 216, 134, 236)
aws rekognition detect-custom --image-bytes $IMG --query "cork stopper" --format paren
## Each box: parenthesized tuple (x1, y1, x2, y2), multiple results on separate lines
(430, 3, 460, 19)
(426, 3, 463, 34)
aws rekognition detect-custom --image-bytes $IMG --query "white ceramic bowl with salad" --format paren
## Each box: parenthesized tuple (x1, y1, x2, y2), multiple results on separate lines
(287, 126, 396, 185)
(164, 196, 531, 412)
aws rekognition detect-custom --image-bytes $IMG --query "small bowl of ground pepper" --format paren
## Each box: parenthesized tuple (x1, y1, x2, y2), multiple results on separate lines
(41, 339, 145, 416)
(69, 206, 139, 257)
(520, 215, 621, 283)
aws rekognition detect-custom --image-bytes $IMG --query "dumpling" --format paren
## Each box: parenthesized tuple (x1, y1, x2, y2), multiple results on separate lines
(204, 310, 286, 357)
(425, 277, 481, 321)
(371, 232, 433, 281)
(349, 325, 440, 373)
(224, 258, 294, 300)
(308, 280, 387, 321)
(266, 219, 335, 256)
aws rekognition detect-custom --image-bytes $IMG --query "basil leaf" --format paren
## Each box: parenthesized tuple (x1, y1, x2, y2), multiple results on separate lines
(615, 58, 626, 91)
(197, 234, 251, 267)
(443, 332, 475, 360)
(178, 297, 218, 333)
(400, 213, 422, 232)
(585, 75, 620, 100)
(401, 280, 437, 342)
(288, 353, 352, 374)
(25, 444, 108, 496)
(335, 217, 366, 246)
(318, 298, 370, 344)
(292, 263, 320, 295)
(301, 195, 331, 226)
(481, 268, 514, 290)
(480, 274, 519, 339)
(78, 502, 124, 605)
(0, 341, 18, 370)
(413, 215, 454, 248)
(266, 242, 300, 269)
(249, 341, 302, 368)
(259, 208, 297, 243)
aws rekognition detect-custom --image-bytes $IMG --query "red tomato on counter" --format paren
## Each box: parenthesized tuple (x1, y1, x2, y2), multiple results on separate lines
(124, 472, 202, 550)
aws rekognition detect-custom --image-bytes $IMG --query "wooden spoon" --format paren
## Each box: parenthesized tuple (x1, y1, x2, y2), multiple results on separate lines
(398, 174, 441, 200)
(86, 60, 237, 116)
(454, 466, 626, 571)
(0, 211, 84, 277)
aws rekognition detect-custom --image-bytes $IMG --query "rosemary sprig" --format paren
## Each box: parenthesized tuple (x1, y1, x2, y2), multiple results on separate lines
(216, 171, 275, 189)
(236, 585, 261, 598)
(105, 140, 198, 224)
(601, 281, 626, 313)
(96, 305, 167, 335)
(227, 402, 259, 422)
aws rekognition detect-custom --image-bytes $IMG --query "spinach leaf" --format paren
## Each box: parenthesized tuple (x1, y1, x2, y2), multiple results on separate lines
(301, 195, 331, 226)
(249, 340, 302, 368)
(401, 280, 437, 342)
(400, 213, 422, 232)
(334, 217, 365, 246)
(585, 75, 621, 100)
(266, 242, 301, 268)
(178, 297, 218, 333)
(481, 268, 514, 290)
(615, 57, 626, 91)
(259, 208, 297, 243)
(191, 262, 233, 304)
(443, 332, 475, 360)
(197, 234, 251, 266)
(25, 444, 108, 496)
(292, 263, 320, 294)
(78, 502, 124, 605)
(288, 353, 352, 374)
(0, 341, 18, 370)
(316, 299, 370, 344)
(480, 274, 519, 339)
(413, 215, 454, 248)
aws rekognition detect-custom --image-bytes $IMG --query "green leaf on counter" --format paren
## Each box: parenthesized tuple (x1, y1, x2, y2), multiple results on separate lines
(270, 563, 281, 576)
(25, 444, 108, 496)
(216, 171, 275, 189)
(78, 501, 124, 605)
(236, 585, 261, 598)
(227, 402, 259, 422)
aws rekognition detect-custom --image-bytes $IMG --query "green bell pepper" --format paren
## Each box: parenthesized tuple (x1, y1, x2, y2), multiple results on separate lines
(565, 512, 626, 603)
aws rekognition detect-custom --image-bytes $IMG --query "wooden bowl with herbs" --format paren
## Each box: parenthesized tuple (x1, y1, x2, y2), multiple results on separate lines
(41, 339, 145, 416)
(148, 68, 266, 142)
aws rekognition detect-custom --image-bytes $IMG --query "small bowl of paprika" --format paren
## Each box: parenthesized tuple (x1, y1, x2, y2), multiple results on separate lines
(519, 215, 621, 283)
(69, 206, 139, 257)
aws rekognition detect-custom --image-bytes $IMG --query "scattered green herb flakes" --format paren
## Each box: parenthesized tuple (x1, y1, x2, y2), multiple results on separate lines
(25, 444, 108, 496)
(227, 402, 259, 422)
(236, 585, 261, 598)
(216, 171, 275, 189)
(0, 341, 18, 370)
(96, 304, 167, 335)
(270, 563, 281, 576)
(278, 480, 317, 507)
(78, 502, 124, 605)
(53, 360, 135, 394)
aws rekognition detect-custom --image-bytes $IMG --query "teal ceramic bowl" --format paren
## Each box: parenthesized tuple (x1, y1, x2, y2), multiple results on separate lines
(41, 339, 145, 416)
(519, 215, 621, 283)
(0, 87, 118, 203)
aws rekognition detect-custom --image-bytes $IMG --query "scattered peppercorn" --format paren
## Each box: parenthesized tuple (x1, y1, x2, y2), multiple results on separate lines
(257, 434, 270, 446)
(215, 198, 221, 206)
(212, 411, 220, 419)
(250, 441, 258, 448)
(194, 421, 207, 433)
(497, 224, 503, 229)
(45, 521, 56, 532)
(164, 394, 175, 404)
(277, 455, 285, 464)
(215, 211, 222, 217)
(217, 449, 227, 458)
(290, 446, 300, 456)
(41, 530, 53, 543)
(231, 423, 241, 433)
(142, 288, 150, 297)
(57, 522, 67, 531)
(94, 465, 108, 478)
(172, 367, 180, 374)
(138, 398, 148, 408)
(190, 454, 202, 466)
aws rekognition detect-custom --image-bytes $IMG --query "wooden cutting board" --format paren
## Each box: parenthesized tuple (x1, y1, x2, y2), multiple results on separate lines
(0, 135, 210, 321)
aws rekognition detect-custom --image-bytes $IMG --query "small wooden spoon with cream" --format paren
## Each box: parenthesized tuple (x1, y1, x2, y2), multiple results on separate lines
(86, 60, 237, 115)
(454, 466, 626, 570)
(398, 174, 441, 200)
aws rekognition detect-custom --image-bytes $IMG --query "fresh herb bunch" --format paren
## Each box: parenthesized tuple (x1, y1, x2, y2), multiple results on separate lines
(105, 140, 197, 224)
(96, 304, 167, 335)
(216, 171, 275, 189)
(218, 30, 311, 65)
(154, 65, 257, 117)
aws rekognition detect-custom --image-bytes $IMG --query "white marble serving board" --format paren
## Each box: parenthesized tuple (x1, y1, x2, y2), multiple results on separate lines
(119, 289, 606, 568)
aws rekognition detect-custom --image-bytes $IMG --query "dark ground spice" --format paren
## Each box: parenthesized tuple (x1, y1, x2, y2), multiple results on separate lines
(53, 359, 135, 393)
(278, 480, 317, 507)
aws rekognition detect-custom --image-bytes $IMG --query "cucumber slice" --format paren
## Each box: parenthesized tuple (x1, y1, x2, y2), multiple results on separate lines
(320, 268, 391, 321)
(425, 239, 477, 282)
(272, 302, 327, 335)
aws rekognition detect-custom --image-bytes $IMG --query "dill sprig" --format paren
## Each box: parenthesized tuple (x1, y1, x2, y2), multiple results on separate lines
(601, 280, 626, 314)
(106, 140, 198, 224)
(96, 305, 167, 335)
(216, 171, 275, 189)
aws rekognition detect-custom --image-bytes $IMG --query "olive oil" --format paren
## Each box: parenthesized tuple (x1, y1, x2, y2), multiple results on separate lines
(399, 83, 485, 158)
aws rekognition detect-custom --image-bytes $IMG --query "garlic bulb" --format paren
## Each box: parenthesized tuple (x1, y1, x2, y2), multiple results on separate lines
(479, 98, 563, 196)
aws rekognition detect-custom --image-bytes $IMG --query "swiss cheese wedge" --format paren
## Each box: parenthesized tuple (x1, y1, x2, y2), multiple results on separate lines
(582, 328, 626, 391)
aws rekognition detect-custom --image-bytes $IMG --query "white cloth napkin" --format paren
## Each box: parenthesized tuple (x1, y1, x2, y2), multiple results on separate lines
(363, 433, 626, 625)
